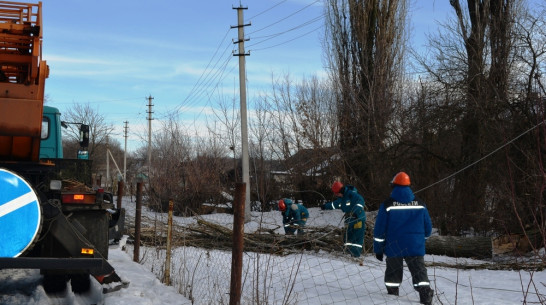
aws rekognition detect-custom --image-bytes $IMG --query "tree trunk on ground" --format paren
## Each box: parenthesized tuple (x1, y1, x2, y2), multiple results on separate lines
(426, 235, 492, 259)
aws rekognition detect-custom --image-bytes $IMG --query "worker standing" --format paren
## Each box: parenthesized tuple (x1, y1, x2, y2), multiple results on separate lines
(321, 181, 366, 257)
(373, 172, 434, 305)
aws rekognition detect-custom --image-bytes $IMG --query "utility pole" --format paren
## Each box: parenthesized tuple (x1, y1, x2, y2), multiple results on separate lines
(147, 96, 154, 179)
(231, 6, 251, 220)
(123, 121, 128, 181)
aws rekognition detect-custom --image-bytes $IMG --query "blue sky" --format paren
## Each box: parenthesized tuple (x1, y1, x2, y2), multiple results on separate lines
(37, 0, 455, 152)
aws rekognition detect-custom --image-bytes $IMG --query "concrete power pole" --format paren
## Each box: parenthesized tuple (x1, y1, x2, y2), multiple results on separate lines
(123, 121, 128, 181)
(147, 96, 154, 179)
(232, 6, 251, 220)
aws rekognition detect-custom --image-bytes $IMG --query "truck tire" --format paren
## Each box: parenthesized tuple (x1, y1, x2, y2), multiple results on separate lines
(70, 274, 91, 293)
(42, 274, 67, 293)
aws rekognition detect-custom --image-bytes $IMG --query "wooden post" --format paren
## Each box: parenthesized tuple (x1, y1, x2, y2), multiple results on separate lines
(164, 199, 174, 285)
(229, 183, 245, 305)
(133, 182, 142, 262)
(116, 180, 124, 209)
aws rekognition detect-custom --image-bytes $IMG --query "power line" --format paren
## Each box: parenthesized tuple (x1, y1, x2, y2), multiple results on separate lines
(159, 1, 324, 122)
(246, 0, 288, 20)
(415, 120, 546, 194)
(249, 25, 323, 51)
(247, 0, 321, 35)
(156, 29, 236, 120)
(250, 15, 323, 40)
(172, 29, 233, 112)
(157, 50, 236, 121)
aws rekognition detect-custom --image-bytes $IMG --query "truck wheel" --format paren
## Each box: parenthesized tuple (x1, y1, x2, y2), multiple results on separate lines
(70, 274, 91, 293)
(42, 274, 68, 293)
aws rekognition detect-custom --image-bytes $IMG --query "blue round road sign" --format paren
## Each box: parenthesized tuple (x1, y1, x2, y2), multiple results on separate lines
(0, 168, 41, 257)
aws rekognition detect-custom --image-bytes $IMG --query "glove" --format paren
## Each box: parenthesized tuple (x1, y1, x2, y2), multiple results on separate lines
(375, 253, 383, 261)
(320, 204, 326, 210)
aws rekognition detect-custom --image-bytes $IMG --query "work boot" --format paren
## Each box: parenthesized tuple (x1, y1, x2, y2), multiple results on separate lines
(386, 287, 399, 296)
(418, 287, 433, 305)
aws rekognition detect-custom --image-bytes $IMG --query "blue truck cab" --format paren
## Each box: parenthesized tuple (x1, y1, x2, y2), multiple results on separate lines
(40, 106, 64, 159)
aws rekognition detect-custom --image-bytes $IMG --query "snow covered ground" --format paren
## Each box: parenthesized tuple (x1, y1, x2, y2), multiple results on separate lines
(1, 196, 545, 304)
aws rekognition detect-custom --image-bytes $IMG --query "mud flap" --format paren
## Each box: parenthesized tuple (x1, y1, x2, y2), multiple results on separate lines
(93, 272, 130, 293)
(47, 209, 130, 293)
(102, 281, 130, 294)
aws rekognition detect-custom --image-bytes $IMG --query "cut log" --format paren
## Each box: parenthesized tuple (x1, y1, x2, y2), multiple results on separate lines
(426, 235, 492, 259)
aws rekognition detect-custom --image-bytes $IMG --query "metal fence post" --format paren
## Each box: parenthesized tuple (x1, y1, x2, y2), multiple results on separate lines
(164, 199, 174, 285)
(133, 182, 142, 262)
(116, 180, 124, 209)
(229, 183, 245, 305)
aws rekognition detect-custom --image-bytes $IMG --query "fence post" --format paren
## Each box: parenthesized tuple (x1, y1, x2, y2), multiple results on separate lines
(133, 182, 142, 262)
(229, 183, 246, 305)
(116, 180, 124, 209)
(164, 199, 174, 285)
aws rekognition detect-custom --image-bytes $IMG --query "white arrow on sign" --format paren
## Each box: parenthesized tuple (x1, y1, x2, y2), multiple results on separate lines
(0, 192, 37, 218)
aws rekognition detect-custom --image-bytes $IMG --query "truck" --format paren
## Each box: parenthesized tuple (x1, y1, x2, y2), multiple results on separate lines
(0, 0, 128, 293)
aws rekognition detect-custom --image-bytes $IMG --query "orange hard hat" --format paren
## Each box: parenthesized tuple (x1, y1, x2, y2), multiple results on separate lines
(278, 199, 286, 211)
(331, 181, 344, 194)
(391, 172, 410, 186)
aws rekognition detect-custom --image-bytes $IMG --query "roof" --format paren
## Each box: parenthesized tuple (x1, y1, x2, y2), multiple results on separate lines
(284, 147, 340, 177)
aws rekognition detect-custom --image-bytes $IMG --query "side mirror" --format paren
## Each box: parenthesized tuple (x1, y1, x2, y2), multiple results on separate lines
(79, 124, 89, 148)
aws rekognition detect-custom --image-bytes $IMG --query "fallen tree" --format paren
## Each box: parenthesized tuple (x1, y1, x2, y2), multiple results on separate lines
(425, 235, 492, 259)
(127, 217, 492, 258)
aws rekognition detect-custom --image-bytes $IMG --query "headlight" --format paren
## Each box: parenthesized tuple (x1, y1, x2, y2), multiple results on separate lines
(50, 180, 62, 190)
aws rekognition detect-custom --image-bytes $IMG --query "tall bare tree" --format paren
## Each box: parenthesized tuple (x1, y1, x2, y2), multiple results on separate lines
(444, 0, 518, 234)
(410, 0, 546, 235)
(324, 0, 408, 200)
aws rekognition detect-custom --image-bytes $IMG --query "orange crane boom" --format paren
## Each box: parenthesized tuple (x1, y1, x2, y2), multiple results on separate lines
(0, 1, 48, 161)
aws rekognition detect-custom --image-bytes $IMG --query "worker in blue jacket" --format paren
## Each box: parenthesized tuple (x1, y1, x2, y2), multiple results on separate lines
(321, 181, 366, 257)
(278, 198, 309, 235)
(373, 172, 434, 305)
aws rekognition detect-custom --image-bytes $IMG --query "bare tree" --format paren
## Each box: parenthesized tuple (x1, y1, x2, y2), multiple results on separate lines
(184, 129, 230, 211)
(147, 119, 193, 214)
(268, 73, 305, 160)
(264, 73, 341, 205)
(208, 94, 241, 185)
(295, 76, 338, 149)
(324, 0, 409, 200)
(249, 96, 277, 210)
(62, 102, 115, 161)
(61, 103, 116, 182)
(514, 3, 546, 97)
(441, 0, 519, 234)
(408, 0, 546, 235)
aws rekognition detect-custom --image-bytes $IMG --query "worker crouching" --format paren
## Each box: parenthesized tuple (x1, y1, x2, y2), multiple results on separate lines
(279, 198, 309, 235)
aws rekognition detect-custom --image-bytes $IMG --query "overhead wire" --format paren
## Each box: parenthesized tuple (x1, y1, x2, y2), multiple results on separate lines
(246, 0, 288, 20)
(250, 15, 323, 40)
(414, 119, 546, 194)
(247, 15, 323, 51)
(157, 28, 236, 120)
(250, 25, 323, 51)
(158, 0, 324, 125)
(245, 1, 324, 54)
(246, 0, 321, 35)
(171, 50, 235, 119)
